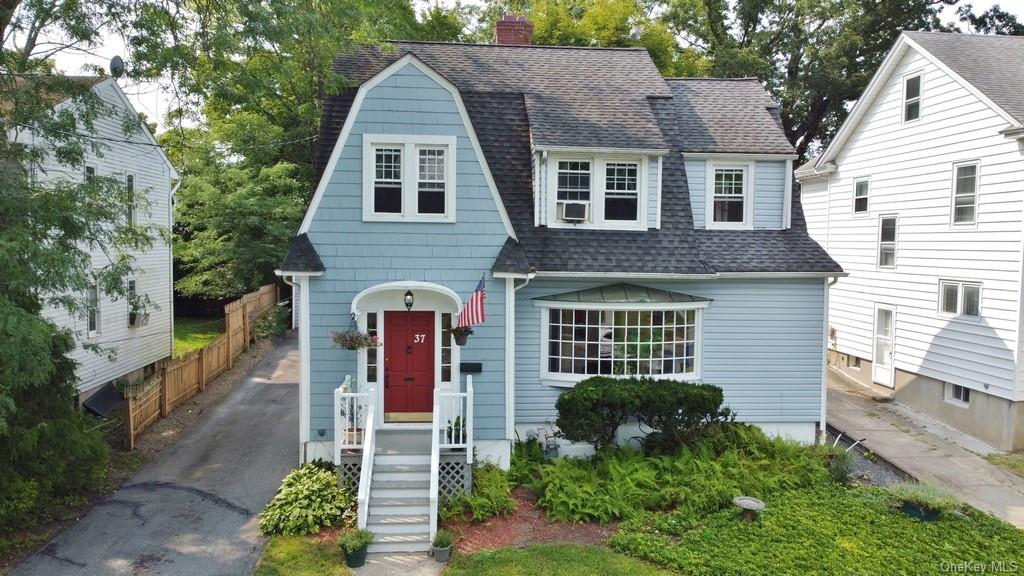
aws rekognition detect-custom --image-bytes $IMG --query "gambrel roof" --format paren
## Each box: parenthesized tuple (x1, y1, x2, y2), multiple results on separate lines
(298, 42, 841, 277)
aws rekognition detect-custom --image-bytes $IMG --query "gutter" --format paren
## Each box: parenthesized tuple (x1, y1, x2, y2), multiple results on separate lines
(1000, 126, 1024, 140)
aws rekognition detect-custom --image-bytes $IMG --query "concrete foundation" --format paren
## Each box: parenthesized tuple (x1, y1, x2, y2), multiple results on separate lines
(831, 350, 1024, 451)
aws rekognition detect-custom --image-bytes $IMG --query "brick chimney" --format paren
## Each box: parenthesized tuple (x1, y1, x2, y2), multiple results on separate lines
(495, 15, 533, 45)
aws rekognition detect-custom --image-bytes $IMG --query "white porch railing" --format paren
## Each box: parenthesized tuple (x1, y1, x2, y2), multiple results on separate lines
(333, 376, 376, 529)
(429, 375, 474, 542)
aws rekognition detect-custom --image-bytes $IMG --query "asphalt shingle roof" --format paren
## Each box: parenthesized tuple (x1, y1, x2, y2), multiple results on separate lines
(279, 233, 324, 273)
(667, 78, 795, 155)
(290, 41, 842, 277)
(905, 31, 1024, 125)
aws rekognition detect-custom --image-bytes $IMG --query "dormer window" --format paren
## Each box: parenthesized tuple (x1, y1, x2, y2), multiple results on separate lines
(903, 73, 921, 123)
(546, 155, 649, 229)
(362, 134, 456, 223)
(705, 160, 753, 229)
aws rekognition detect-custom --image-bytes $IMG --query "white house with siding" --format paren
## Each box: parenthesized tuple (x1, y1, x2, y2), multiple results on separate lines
(797, 31, 1024, 451)
(18, 77, 178, 398)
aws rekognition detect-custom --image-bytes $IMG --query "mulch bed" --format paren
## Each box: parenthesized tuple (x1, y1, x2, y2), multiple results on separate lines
(448, 487, 618, 554)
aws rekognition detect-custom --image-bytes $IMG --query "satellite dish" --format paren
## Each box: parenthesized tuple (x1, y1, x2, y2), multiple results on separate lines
(109, 55, 125, 78)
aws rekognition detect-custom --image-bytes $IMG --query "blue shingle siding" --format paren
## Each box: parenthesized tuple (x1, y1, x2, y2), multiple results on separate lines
(514, 277, 824, 425)
(305, 63, 509, 441)
(685, 158, 787, 229)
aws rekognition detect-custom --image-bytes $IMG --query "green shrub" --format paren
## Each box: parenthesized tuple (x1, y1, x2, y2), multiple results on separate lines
(433, 528, 455, 548)
(508, 438, 548, 486)
(555, 377, 641, 451)
(888, 482, 960, 513)
(255, 306, 290, 339)
(337, 529, 373, 554)
(635, 380, 733, 454)
(259, 464, 355, 535)
(825, 448, 854, 484)
(443, 463, 517, 522)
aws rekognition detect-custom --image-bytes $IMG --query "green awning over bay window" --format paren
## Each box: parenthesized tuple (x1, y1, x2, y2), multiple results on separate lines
(534, 283, 710, 305)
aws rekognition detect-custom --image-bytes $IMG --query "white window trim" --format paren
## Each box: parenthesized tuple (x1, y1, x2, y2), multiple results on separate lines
(86, 282, 100, 338)
(902, 71, 923, 125)
(545, 154, 650, 230)
(938, 279, 982, 320)
(950, 160, 980, 228)
(534, 300, 708, 387)
(705, 160, 755, 230)
(362, 134, 457, 223)
(944, 382, 971, 408)
(852, 177, 870, 216)
(877, 214, 898, 270)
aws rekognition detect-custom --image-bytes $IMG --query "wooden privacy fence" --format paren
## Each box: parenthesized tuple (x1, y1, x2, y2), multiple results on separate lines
(125, 283, 280, 449)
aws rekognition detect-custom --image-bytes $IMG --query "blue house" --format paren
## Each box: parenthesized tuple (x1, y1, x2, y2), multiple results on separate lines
(277, 24, 842, 552)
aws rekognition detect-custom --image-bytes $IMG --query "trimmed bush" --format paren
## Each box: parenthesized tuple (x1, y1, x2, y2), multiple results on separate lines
(259, 464, 355, 535)
(443, 463, 517, 522)
(635, 380, 733, 453)
(555, 377, 640, 451)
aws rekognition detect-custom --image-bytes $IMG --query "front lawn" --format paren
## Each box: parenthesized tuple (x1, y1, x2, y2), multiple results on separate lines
(444, 544, 674, 576)
(173, 316, 224, 356)
(611, 484, 1024, 575)
(988, 452, 1024, 478)
(254, 535, 349, 576)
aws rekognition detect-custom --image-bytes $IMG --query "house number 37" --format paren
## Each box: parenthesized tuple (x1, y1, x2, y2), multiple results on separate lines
(413, 334, 426, 343)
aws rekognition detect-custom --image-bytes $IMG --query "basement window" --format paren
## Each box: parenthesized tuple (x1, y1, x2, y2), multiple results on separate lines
(945, 383, 971, 407)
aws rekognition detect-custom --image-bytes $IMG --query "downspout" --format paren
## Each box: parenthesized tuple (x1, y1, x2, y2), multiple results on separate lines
(820, 275, 839, 444)
(504, 271, 535, 456)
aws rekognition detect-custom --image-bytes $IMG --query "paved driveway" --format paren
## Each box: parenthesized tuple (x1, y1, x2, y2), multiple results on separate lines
(14, 336, 299, 576)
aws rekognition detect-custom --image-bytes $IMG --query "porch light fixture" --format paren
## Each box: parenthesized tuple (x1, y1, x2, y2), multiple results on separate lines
(404, 290, 414, 311)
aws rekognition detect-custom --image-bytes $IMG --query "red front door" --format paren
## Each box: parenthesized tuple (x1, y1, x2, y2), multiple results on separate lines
(383, 311, 435, 421)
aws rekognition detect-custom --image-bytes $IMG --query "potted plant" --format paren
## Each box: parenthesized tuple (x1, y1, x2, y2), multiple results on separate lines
(331, 330, 379, 351)
(445, 416, 465, 444)
(452, 326, 473, 346)
(338, 528, 374, 568)
(432, 529, 455, 563)
(889, 482, 958, 521)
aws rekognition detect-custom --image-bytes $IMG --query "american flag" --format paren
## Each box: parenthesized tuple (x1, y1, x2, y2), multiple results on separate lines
(457, 276, 486, 327)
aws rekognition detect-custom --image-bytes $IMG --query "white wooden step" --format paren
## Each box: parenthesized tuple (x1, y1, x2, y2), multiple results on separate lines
(369, 497, 430, 515)
(374, 471, 429, 483)
(372, 479, 428, 490)
(373, 454, 430, 466)
(368, 534, 431, 553)
(366, 519, 430, 534)
(370, 487, 429, 499)
(374, 463, 430, 474)
(368, 514, 429, 525)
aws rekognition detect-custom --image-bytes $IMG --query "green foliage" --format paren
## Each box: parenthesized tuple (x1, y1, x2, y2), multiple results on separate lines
(825, 449, 853, 485)
(888, 482, 960, 513)
(259, 464, 355, 535)
(255, 306, 290, 339)
(508, 438, 548, 486)
(555, 377, 641, 451)
(443, 463, 517, 522)
(254, 535, 348, 576)
(433, 528, 455, 548)
(444, 543, 677, 576)
(634, 380, 734, 453)
(535, 431, 833, 524)
(337, 528, 374, 554)
(610, 485, 1024, 576)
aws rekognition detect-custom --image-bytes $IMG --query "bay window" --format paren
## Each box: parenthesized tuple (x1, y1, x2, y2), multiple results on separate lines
(363, 134, 456, 222)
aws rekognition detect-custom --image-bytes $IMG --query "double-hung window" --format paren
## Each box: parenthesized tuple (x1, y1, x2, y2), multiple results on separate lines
(706, 161, 752, 229)
(903, 74, 921, 122)
(549, 156, 648, 228)
(939, 280, 981, 318)
(125, 174, 136, 226)
(603, 162, 639, 222)
(85, 166, 96, 182)
(86, 282, 99, 336)
(363, 135, 456, 222)
(878, 216, 897, 268)
(555, 160, 592, 222)
(541, 306, 703, 382)
(854, 179, 869, 214)
(952, 162, 978, 225)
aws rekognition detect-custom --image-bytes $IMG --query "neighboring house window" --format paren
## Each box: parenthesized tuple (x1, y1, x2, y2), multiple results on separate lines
(125, 174, 136, 226)
(604, 162, 639, 222)
(366, 312, 378, 383)
(939, 280, 981, 318)
(878, 216, 897, 268)
(903, 74, 921, 122)
(542, 307, 702, 381)
(441, 313, 453, 383)
(85, 166, 96, 181)
(952, 162, 978, 225)
(847, 356, 861, 370)
(86, 282, 99, 336)
(946, 383, 971, 407)
(362, 134, 456, 222)
(854, 179, 869, 214)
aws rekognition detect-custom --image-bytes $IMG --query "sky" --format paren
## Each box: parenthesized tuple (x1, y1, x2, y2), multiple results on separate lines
(35, 0, 1024, 133)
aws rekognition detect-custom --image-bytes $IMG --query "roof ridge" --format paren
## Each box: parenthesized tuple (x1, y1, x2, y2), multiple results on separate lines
(904, 29, 1024, 39)
(384, 40, 648, 51)
(665, 76, 761, 81)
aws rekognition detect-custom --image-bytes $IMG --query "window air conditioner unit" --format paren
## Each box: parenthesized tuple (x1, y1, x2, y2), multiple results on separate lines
(558, 201, 589, 223)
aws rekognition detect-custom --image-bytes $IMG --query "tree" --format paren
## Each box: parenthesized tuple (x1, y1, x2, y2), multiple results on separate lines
(957, 3, 1024, 34)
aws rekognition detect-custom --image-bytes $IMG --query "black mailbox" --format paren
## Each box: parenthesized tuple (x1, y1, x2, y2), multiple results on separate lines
(460, 362, 483, 374)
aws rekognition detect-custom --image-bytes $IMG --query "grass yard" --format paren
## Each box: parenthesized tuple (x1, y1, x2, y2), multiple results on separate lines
(254, 536, 349, 576)
(173, 316, 224, 356)
(444, 544, 674, 576)
(987, 452, 1024, 478)
(610, 484, 1024, 576)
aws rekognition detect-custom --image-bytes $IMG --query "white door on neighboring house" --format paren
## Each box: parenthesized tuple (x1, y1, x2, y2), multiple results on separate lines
(873, 305, 895, 387)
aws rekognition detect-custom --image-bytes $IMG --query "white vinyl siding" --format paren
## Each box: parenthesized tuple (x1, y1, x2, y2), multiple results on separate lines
(800, 46, 1023, 401)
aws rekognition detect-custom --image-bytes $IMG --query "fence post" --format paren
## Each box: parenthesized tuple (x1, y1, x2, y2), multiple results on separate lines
(159, 363, 168, 417)
(126, 396, 135, 450)
(226, 306, 234, 369)
(198, 347, 207, 392)
(243, 301, 251, 349)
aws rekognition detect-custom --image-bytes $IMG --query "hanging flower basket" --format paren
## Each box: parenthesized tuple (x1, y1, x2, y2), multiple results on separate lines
(331, 330, 379, 351)
(452, 326, 473, 346)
